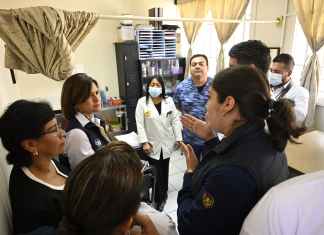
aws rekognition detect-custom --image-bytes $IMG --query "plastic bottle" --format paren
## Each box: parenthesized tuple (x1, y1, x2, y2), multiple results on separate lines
(100, 88, 107, 106)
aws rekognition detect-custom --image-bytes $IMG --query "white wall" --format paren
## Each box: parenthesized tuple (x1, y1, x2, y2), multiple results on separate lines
(0, 0, 289, 111)
(0, 0, 136, 110)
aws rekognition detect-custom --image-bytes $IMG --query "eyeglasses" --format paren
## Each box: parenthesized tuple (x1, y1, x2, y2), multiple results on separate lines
(41, 123, 65, 137)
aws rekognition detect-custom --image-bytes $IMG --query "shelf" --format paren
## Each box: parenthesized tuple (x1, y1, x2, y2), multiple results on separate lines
(136, 29, 176, 60)
(101, 104, 126, 111)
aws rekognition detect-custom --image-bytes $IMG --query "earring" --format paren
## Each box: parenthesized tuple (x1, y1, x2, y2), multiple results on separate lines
(32, 150, 39, 159)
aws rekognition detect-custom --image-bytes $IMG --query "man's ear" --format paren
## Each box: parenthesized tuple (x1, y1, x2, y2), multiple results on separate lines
(223, 96, 236, 113)
(20, 139, 38, 154)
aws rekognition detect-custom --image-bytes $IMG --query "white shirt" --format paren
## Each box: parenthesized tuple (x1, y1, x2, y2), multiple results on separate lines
(272, 81, 309, 126)
(240, 170, 324, 235)
(135, 96, 183, 160)
(64, 112, 104, 169)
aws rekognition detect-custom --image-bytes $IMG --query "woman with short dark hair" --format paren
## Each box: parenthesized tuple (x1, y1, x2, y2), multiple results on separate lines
(57, 141, 159, 235)
(61, 73, 110, 169)
(0, 100, 66, 234)
(177, 66, 305, 235)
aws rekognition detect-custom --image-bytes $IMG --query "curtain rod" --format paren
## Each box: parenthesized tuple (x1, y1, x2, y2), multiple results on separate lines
(99, 15, 279, 24)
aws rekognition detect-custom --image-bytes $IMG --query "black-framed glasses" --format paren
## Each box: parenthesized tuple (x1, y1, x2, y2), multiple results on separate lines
(41, 123, 65, 137)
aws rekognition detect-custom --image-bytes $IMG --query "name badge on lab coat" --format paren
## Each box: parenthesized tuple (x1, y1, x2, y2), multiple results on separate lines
(144, 111, 151, 118)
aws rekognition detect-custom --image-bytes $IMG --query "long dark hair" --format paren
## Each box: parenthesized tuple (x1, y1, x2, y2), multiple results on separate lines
(145, 76, 166, 104)
(0, 100, 54, 167)
(213, 66, 304, 151)
(61, 73, 98, 120)
(57, 141, 143, 235)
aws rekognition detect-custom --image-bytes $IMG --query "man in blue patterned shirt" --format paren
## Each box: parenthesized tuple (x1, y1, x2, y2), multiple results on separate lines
(174, 54, 212, 158)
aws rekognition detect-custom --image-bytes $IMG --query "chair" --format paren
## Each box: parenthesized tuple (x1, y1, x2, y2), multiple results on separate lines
(140, 163, 157, 209)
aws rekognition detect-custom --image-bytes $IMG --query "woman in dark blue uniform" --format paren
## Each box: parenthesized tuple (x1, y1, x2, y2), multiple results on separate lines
(177, 66, 305, 235)
(61, 73, 111, 170)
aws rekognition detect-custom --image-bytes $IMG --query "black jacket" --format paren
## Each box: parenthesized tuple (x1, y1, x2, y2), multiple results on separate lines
(65, 116, 109, 152)
(177, 122, 289, 235)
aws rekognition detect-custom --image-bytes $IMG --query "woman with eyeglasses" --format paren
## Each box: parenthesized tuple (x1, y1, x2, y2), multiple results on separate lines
(0, 100, 66, 235)
(135, 77, 183, 211)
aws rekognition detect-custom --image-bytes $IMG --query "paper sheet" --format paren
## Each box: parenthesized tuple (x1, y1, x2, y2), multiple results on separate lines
(114, 131, 141, 148)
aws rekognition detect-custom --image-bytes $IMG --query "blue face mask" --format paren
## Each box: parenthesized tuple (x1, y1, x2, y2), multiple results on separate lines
(268, 72, 283, 86)
(148, 87, 162, 98)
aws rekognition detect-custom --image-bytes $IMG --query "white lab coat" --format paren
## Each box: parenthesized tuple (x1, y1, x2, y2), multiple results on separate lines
(272, 82, 309, 126)
(135, 96, 183, 160)
(240, 170, 324, 235)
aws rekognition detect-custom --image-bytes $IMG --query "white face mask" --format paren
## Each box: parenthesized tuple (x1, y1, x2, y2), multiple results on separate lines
(148, 87, 162, 98)
(268, 72, 283, 87)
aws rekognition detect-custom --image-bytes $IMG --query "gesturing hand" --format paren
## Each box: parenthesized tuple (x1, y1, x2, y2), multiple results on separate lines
(181, 114, 214, 141)
(143, 142, 152, 155)
(179, 142, 199, 173)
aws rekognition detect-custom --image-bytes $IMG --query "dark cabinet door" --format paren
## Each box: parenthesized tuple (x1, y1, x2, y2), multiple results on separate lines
(124, 74, 141, 100)
(115, 42, 141, 132)
(115, 42, 141, 101)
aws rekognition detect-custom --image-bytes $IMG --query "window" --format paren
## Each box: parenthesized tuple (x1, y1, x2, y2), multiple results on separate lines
(180, 1, 252, 77)
(291, 19, 324, 104)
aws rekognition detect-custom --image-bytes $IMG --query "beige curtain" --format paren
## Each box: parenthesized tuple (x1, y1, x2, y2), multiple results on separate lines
(0, 6, 98, 81)
(178, 0, 206, 77)
(207, 0, 249, 72)
(293, 0, 324, 127)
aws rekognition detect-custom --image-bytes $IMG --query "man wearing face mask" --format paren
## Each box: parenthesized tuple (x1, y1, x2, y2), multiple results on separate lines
(174, 54, 212, 158)
(269, 53, 309, 126)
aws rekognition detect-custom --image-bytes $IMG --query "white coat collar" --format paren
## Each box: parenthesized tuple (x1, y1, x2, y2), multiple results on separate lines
(147, 97, 169, 116)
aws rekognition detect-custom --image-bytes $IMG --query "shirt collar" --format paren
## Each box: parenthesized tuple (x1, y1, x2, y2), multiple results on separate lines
(189, 76, 211, 88)
(272, 80, 292, 92)
(75, 112, 101, 127)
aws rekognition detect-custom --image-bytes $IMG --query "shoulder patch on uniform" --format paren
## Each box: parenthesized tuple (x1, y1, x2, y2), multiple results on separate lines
(202, 192, 215, 209)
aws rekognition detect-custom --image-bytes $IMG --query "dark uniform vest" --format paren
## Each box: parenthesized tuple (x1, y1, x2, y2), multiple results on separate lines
(192, 121, 289, 199)
(66, 116, 109, 152)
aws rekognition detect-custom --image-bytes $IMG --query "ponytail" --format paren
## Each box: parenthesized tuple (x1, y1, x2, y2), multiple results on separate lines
(266, 98, 305, 151)
(211, 66, 305, 152)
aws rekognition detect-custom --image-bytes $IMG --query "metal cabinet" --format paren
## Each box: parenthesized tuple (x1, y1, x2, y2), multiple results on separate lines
(115, 41, 141, 132)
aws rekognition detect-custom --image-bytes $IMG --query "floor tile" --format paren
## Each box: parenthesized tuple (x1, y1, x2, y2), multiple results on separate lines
(164, 191, 178, 213)
(169, 172, 184, 191)
(173, 159, 187, 171)
(169, 163, 182, 176)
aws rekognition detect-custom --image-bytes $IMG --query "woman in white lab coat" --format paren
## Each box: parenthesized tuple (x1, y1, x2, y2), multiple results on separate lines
(136, 77, 183, 211)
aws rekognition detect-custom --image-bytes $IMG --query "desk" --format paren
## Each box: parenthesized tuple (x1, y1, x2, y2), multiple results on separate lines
(286, 130, 324, 173)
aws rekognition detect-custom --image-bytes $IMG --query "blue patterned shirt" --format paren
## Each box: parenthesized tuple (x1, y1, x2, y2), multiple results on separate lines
(174, 77, 212, 147)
